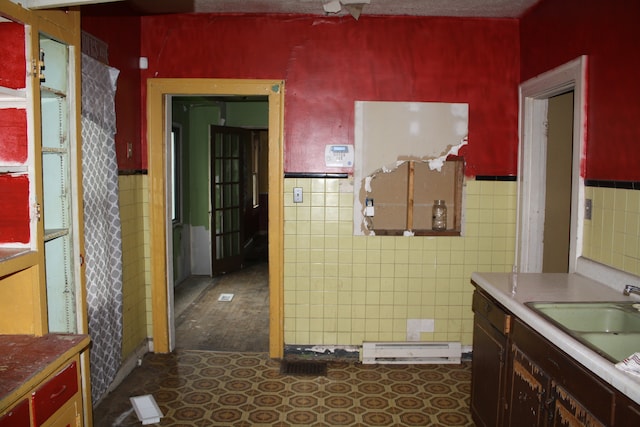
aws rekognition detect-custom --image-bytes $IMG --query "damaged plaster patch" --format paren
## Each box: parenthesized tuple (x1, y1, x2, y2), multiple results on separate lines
(353, 101, 468, 235)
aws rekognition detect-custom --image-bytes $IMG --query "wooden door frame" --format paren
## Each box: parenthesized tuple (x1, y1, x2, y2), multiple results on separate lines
(147, 78, 285, 358)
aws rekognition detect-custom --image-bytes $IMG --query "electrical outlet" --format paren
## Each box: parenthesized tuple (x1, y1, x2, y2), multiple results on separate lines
(293, 187, 303, 203)
(585, 198, 592, 220)
(365, 198, 374, 216)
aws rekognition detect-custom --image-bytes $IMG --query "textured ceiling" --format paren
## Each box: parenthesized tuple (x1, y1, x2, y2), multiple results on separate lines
(191, 0, 540, 17)
(83, 0, 541, 17)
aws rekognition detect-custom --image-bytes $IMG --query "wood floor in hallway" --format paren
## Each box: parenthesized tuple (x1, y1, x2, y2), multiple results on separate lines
(174, 262, 269, 352)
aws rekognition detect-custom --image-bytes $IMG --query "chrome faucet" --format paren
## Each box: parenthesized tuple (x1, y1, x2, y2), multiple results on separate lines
(623, 284, 640, 296)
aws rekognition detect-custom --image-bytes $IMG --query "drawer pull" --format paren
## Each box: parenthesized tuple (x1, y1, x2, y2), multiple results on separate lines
(50, 385, 68, 400)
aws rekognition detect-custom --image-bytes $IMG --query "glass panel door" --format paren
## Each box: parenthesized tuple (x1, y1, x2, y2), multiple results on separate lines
(211, 125, 249, 274)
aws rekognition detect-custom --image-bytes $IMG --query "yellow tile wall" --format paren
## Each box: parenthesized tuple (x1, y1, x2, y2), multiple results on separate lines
(582, 186, 640, 276)
(283, 177, 517, 347)
(118, 174, 151, 359)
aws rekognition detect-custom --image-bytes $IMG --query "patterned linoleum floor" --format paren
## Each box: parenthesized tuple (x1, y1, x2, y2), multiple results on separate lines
(93, 350, 474, 426)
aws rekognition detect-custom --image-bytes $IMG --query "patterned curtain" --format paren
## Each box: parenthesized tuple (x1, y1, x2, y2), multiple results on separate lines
(80, 53, 123, 404)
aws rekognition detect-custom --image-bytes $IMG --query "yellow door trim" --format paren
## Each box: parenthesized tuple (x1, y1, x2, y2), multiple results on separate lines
(147, 78, 285, 358)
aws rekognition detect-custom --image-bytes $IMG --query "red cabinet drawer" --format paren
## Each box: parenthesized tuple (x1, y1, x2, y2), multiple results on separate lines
(31, 361, 78, 427)
(0, 399, 29, 427)
(0, 174, 31, 244)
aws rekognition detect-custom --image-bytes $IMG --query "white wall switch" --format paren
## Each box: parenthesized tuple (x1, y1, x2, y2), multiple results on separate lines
(293, 187, 303, 203)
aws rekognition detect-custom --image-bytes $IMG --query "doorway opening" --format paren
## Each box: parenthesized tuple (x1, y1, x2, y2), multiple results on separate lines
(147, 79, 285, 358)
(542, 91, 574, 273)
(517, 56, 587, 274)
(170, 95, 270, 352)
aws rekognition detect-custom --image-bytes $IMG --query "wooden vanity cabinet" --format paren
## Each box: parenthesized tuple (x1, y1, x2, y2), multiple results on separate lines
(508, 318, 615, 427)
(470, 289, 511, 427)
(471, 283, 640, 427)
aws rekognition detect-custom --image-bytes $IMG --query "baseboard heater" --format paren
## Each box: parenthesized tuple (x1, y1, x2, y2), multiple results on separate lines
(361, 341, 462, 364)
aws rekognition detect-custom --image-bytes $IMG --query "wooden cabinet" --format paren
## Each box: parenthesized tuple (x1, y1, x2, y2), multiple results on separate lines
(0, 1, 44, 335)
(471, 289, 511, 427)
(505, 346, 550, 426)
(471, 283, 640, 427)
(614, 394, 640, 427)
(0, 0, 86, 336)
(509, 318, 615, 427)
(0, 334, 88, 427)
(0, 0, 89, 425)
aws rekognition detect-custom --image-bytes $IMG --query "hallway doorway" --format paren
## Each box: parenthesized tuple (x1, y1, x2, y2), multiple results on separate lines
(169, 96, 270, 352)
(147, 79, 285, 357)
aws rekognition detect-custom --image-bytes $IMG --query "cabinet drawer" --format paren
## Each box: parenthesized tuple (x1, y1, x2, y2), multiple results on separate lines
(31, 361, 78, 427)
(0, 399, 29, 427)
(472, 288, 511, 334)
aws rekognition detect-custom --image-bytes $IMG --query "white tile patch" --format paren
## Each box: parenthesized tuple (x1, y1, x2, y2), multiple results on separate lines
(406, 319, 435, 341)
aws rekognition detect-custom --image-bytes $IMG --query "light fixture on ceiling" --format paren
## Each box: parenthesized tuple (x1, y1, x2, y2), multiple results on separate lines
(323, 0, 370, 20)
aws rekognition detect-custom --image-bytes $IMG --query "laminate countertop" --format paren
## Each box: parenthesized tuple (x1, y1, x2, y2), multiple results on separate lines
(471, 272, 640, 405)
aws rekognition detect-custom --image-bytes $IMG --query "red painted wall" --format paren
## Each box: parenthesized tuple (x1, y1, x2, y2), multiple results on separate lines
(521, 0, 640, 181)
(81, 16, 142, 171)
(133, 14, 520, 176)
(81, 14, 520, 175)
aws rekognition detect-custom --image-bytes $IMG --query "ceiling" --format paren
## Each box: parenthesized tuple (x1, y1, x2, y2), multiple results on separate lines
(81, 0, 541, 18)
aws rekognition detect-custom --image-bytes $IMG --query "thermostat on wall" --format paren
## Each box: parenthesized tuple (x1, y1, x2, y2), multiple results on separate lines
(325, 144, 354, 167)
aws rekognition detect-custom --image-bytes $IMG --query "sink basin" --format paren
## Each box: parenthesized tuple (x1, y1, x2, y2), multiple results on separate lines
(526, 301, 640, 362)
(527, 302, 640, 333)
(579, 332, 640, 363)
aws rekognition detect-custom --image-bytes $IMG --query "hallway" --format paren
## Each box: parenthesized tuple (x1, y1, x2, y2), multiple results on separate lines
(174, 261, 269, 352)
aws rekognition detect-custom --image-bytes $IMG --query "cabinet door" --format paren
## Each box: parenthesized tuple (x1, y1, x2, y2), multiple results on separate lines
(615, 394, 640, 427)
(471, 313, 508, 427)
(38, 33, 80, 333)
(506, 346, 550, 427)
(550, 382, 605, 427)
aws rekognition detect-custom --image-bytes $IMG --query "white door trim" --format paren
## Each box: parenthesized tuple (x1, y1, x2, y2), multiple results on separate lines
(517, 56, 588, 273)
